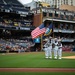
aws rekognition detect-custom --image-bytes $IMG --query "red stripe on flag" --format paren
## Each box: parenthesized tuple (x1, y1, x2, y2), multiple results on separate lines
(31, 27, 46, 39)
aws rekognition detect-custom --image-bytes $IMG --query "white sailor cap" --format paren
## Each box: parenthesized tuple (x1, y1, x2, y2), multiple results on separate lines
(43, 39, 48, 41)
(49, 36, 52, 39)
(54, 38, 57, 40)
(58, 39, 61, 42)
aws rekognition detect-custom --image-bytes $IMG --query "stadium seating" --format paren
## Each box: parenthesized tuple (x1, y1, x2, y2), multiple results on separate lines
(0, 38, 35, 53)
(0, 0, 4, 4)
(62, 46, 72, 51)
(4, 0, 22, 5)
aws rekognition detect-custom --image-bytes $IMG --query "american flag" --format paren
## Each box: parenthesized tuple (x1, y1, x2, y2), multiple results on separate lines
(31, 24, 46, 39)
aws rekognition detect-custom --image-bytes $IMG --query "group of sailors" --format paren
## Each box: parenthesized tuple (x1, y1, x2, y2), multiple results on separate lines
(43, 36, 62, 59)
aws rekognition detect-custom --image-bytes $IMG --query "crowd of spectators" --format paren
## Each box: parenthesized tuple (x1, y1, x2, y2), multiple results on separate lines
(0, 17, 33, 27)
(62, 44, 75, 51)
(0, 37, 75, 53)
(0, 38, 35, 53)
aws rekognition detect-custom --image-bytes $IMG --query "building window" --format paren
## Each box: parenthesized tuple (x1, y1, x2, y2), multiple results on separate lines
(55, 13, 58, 17)
(66, 0, 68, 5)
(43, 12, 47, 17)
(49, 13, 53, 17)
(54, 11, 58, 17)
(64, 0, 65, 4)
(60, 15, 64, 19)
(70, 15, 74, 20)
(71, 0, 73, 6)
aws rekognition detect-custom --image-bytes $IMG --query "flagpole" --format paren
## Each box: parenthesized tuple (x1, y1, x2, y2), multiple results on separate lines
(52, 18, 54, 38)
(41, 34, 43, 51)
(40, 4, 43, 51)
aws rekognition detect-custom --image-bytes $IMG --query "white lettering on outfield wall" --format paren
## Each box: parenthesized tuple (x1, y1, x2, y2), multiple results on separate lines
(20, 27, 30, 30)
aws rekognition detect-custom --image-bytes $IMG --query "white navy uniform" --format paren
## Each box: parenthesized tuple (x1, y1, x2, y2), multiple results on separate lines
(47, 39, 52, 59)
(58, 41, 62, 59)
(43, 39, 52, 59)
(52, 39, 58, 59)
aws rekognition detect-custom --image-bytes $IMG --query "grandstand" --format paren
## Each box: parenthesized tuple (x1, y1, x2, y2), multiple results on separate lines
(0, 0, 36, 53)
(0, 0, 34, 35)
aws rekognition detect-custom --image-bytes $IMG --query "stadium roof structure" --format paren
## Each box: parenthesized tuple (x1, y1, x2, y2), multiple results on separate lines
(25, 0, 50, 10)
(0, 0, 30, 15)
(40, 2, 50, 7)
(44, 18, 75, 23)
(0, 0, 23, 6)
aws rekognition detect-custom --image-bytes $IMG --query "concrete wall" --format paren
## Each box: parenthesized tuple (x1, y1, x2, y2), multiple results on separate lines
(60, 5, 75, 11)
(33, 13, 43, 27)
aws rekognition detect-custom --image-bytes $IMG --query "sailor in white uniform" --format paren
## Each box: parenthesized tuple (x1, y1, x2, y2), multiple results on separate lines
(58, 39, 62, 59)
(52, 38, 58, 59)
(47, 37, 52, 59)
(43, 37, 52, 59)
(43, 38, 49, 58)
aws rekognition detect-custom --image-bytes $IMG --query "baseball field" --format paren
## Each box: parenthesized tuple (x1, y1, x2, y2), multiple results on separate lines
(0, 51, 75, 75)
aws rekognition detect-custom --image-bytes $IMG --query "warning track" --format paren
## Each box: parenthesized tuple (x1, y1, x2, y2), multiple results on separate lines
(0, 68, 75, 72)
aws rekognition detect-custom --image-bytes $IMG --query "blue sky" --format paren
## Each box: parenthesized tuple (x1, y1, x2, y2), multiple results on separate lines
(18, 0, 32, 4)
(18, 0, 41, 4)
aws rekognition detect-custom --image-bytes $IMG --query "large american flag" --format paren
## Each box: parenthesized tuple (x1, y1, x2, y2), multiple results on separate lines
(31, 24, 46, 39)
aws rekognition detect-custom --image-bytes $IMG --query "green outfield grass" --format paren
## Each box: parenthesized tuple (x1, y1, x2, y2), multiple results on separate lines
(0, 72, 75, 75)
(0, 52, 75, 68)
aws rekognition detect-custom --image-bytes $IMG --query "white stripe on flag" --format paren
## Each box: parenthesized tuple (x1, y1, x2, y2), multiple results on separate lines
(31, 27, 46, 39)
